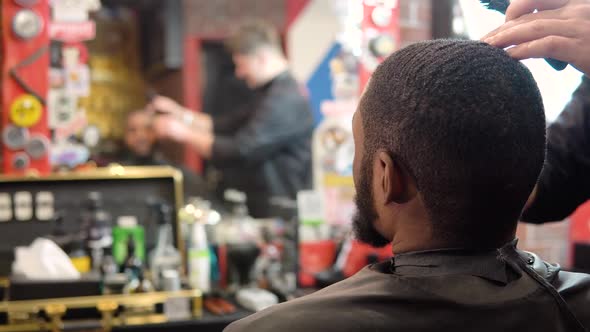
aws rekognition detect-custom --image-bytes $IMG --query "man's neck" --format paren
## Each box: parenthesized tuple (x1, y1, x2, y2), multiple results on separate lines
(391, 232, 445, 254)
(388, 201, 440, 254)
(257, 60, 288, 87)
(391, 229, 516, 254)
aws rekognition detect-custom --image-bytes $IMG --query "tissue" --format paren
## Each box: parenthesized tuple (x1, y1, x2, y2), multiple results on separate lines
(13, 238, 81, 280)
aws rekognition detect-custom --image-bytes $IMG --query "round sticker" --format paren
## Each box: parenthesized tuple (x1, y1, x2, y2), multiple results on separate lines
(369, 34, 396, 58)
(371, 6, 392, 28)
(12, 153, 30, 170)
(10, 94, 43, 128)
(12, 9, 43, 40)
(25, 135, 49, 159)
(2, 125, 29, 150)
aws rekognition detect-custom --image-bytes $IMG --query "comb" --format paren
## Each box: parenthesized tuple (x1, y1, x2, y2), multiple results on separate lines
(479, 0, 568, 70)
(480, 0, 510, 13)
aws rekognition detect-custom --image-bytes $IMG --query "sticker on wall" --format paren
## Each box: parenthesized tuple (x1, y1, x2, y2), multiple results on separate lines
(55, 109, 87, 140)
(368, 34, 396, 57)
(371, 6, 392, 27)
(25, 135, 50, 159)
(360, 29, 397, 73)
(0, 193, 12, 222)
(51, 140, 90, 168)
(2, 125, 30, 150)
(51, 0, 101, 22)
(64, 65, 90, 97)
(63, 43, 89, 65)
(12, 9, 43, 40)
(49, 21, 96, 43)
(48, 89, 77, 128)
(10, 46, 49, 105)
(12, 153, 30, 171)
(82, 125, 101, 148)
(10, 94, 43, 128)
(49, 68, 66, 88)
(62, 46, 80, 68)
(14, 191, 33, 221)
(50, 41, 64, 68)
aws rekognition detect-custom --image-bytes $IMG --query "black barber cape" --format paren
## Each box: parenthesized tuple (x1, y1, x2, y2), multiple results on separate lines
(210, 71, 313, 218)
(225, 241, 590, 332)
(523, 76, 590, 223)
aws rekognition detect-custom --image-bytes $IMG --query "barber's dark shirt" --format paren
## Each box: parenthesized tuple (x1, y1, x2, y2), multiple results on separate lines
(523, 77, 590, 223)
(210, 71, 313, 217)
(225, 241, 590, 332)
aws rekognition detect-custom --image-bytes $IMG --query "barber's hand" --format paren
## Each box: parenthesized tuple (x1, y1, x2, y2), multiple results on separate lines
(483, 0, 590, 75)
(153, 115, 192, 143)
(150, 96, 185, 118)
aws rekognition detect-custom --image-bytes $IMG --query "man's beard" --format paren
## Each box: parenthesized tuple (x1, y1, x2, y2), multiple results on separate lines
(352, 157, 391, 248)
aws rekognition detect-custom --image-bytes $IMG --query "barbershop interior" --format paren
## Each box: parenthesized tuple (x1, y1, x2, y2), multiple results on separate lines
(0, 0, 588, 331)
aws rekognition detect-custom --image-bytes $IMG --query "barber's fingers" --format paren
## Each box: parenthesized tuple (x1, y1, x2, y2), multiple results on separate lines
(152, 117, 168, 137)
(482, 7, 569, 40)
(507, 34, 590, 74)
(153, 115, 192, 143)
(505, 35, 580, 66)
(505, 0, 570, 21)
(151, 96, 182, 115)
(485, 19, 580, 48)
(153, 116, 179, 137)
(144, 103, 157, 116)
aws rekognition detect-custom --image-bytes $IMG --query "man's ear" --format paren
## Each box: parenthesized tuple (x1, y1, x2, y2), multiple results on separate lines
(376, 150, 416, 204)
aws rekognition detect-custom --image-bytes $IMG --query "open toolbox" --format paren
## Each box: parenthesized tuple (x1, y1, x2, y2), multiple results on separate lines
(0, 166, 203, 331)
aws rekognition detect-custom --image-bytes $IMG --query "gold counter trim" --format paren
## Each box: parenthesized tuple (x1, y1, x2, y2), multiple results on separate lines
(0, 289, 202, 332)
(0, 289, 201, 312)
(0, 165, 182, 184)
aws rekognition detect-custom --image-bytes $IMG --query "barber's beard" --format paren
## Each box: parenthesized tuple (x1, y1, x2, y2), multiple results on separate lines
(352, 159, 391, 248)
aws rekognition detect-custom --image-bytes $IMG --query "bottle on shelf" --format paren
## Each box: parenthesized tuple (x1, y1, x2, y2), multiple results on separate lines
(101, 246, 118, 277)
(122, 237, 143, 280)
(149, 202, 182, 290)
(122, 236, 154, 293)
(69, 235, 91, 274)
(217, 190, 259, 244)
(83, 192, 113, 272)
(188, 211, 211, 293)
(123, 269, 154, 294)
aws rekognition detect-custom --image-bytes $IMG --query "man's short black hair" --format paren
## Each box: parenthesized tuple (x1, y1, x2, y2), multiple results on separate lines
(360, 40, 546, 247)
